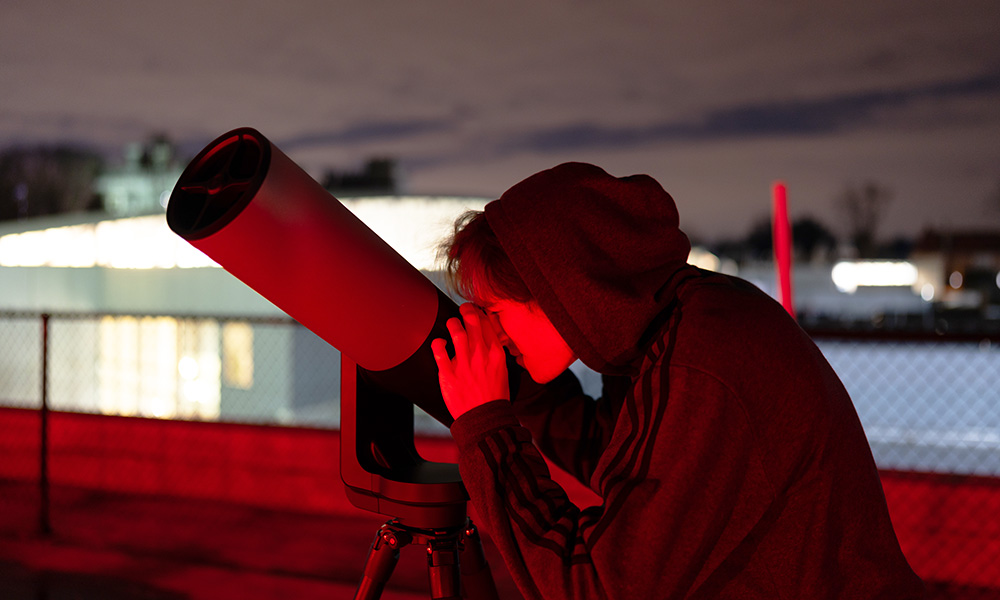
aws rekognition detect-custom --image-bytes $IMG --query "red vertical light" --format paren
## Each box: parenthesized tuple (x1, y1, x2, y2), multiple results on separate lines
(772, 181, 795, 319)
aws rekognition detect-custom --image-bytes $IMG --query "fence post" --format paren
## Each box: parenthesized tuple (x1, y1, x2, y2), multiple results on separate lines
(39, 313, 51, 536)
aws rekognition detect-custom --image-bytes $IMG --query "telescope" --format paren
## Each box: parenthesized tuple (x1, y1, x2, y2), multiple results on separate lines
(166, 127, 501, 599)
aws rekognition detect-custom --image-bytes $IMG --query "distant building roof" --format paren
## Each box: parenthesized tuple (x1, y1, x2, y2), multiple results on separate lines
(0, 195, 489, 272)
(913, 229, 1000, 254)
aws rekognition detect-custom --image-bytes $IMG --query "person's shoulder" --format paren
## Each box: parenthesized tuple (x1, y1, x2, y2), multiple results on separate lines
(677, 271, 787, 331)
(667, 271, 813, 369)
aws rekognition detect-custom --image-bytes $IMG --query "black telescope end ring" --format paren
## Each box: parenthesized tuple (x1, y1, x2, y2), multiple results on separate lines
(166, 127, 271, 241)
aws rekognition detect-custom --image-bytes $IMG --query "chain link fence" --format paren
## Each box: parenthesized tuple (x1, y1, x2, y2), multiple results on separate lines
(817, 335, 1000, 477)
(1, 311, 998, 595)
(813, 332, 1000, 596)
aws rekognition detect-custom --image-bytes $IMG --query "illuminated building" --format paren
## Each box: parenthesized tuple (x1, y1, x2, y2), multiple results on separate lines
(0, 187, 489, 425)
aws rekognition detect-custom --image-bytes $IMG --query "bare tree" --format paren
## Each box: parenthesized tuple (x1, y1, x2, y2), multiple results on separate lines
(838, 181, 892, 258)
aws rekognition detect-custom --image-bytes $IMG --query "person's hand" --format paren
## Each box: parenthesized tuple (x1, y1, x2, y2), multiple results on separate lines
(431, 303, 510, 420)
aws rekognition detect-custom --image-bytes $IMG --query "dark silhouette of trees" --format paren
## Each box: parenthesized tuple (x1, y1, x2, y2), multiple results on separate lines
(735, 215, 838, 262)
(838, 181, 892, 258)
(744, 216, 774, 260)
(321, 157, 398, 195)
(792, 217, 837, 260)
(0, 145, 104, 221)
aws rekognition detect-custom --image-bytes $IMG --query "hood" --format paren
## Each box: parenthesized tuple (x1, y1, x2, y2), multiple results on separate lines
(485, 162, 692, 375)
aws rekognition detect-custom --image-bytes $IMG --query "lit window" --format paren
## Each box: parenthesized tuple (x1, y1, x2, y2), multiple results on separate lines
(223, 322, 254, 390)
(175, 318, 221, 419)
(832, 261, 918, 294)
(97, 316, 220, 419)
(98, 315, 140, 416)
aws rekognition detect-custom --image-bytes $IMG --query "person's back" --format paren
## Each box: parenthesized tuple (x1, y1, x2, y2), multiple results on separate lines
(653, 268, 924, 597)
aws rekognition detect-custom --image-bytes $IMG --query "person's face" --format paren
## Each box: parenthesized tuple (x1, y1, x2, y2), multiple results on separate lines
(483, 299, 576, 384)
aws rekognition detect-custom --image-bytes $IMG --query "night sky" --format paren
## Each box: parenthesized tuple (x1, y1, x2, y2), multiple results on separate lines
(2, 0, 999, 241)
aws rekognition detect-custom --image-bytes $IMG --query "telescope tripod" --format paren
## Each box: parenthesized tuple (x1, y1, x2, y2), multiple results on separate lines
(355, 517, 499, 600)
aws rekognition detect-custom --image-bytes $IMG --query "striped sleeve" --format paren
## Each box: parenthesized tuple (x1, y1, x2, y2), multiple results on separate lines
(451, 400, 608, 600)
(509, 369, 624, 488)
(450, 350, 777, 599)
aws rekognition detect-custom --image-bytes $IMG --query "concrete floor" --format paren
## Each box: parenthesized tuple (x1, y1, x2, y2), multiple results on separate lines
(2, 481, 998, 599)
(0, 482, 522, 600)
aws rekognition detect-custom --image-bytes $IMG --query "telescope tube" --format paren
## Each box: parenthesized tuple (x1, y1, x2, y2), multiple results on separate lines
(166, 127, 455, 424)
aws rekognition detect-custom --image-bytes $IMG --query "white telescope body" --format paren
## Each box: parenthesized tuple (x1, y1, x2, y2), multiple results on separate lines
(166, 127, 455, 425)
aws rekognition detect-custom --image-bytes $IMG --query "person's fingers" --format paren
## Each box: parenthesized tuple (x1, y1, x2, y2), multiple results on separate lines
(433, 312, 511, 419)
(446, 317, 469, 360)
(487, 311, 510, 346)
(462, 302, 505, 354)
(460, 303, 486, 352)
(479, 309, 503, 349)
(431, 338, 452, 374)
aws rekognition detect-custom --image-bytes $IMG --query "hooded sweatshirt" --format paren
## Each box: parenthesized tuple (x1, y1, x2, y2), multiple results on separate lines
(449, 163, 924, 599)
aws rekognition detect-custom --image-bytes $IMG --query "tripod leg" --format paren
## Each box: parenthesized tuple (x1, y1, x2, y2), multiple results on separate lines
(459, 521, 500, 600)
(355, 523, 410, 600)
(427, 536, 462, 600)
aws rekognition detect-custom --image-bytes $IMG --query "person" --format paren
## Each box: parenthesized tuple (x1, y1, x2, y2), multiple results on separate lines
(430, 162, 924, 599)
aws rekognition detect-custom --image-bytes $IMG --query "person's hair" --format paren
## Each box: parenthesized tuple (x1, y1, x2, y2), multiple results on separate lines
(439, 210, 533, 305)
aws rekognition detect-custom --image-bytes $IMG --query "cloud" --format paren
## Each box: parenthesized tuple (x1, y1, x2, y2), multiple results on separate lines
(2, 0, 998, 237)
(498, 70, 1000, 154)
(277, 119, 457, 150)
